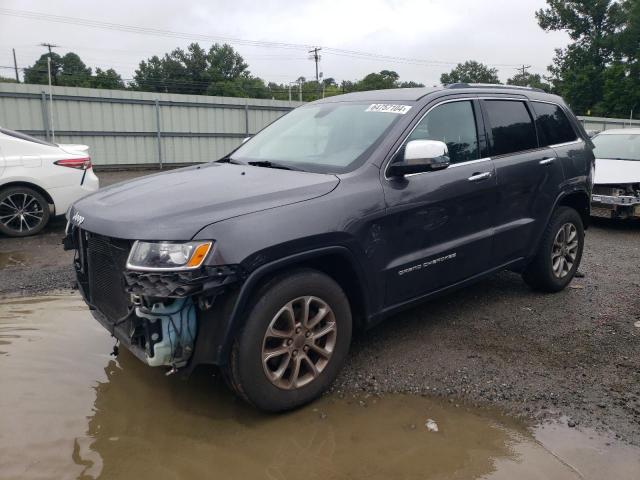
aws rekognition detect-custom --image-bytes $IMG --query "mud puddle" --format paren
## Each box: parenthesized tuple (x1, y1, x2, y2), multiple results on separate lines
(0, 251, 28, 269)
(1, 295, 638, 480)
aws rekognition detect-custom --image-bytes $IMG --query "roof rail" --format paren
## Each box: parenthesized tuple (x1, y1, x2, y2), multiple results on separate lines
(445, 83, 545, 93)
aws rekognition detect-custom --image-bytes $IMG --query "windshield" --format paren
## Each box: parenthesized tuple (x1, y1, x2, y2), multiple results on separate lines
(592, 133, 640, 161)
(229, 102, 410, 173)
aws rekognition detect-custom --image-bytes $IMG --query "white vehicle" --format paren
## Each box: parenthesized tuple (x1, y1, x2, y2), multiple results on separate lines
(590, 128, 640, 220)
(0, 127, 99, 236)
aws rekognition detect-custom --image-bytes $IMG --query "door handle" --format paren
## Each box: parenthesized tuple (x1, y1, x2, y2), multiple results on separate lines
(467, 172, 492, 182)
(539, 157, 555, 165)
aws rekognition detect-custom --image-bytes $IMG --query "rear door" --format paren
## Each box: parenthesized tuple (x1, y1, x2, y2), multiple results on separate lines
(480, 98, 565, 266)
(381, 98, 497, 306)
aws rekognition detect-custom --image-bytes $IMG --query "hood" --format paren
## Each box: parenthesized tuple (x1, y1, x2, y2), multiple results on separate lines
(594, 158, 640, 184)
(70, 163, 339, 240)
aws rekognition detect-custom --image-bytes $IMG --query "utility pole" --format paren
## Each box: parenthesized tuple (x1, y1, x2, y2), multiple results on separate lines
(40, 43, 59, 85)
(517, 64, 531, 77)
(12, 48, 19, 82)
(308, 47, 322, 99)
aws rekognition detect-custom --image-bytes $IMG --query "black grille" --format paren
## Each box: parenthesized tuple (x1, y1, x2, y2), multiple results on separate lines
(86, 233, 132, 323)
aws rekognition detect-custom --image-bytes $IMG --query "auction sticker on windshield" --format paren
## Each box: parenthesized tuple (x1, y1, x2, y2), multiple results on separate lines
(365, 104, 412, 114)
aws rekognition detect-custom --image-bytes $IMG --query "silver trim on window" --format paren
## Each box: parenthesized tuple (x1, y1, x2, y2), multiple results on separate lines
(384, 97, 482, 179)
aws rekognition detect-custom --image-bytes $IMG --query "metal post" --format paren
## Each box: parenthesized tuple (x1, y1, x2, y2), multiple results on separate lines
(288, 84, 291, 102)
(12, 48, 19, 82)
(155, 99, 163, 169)
(40, 91, 50, 141)
(244, 102, 249, 135)
(47, 57, 55, 142)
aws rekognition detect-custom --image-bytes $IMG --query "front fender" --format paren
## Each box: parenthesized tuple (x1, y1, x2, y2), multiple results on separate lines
(200, 245, 370, 365)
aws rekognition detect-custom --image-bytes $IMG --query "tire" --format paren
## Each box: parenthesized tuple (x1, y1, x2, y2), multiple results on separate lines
(0, 186, 50, 237)
(523, 206, 584, 292)
(224, 269, 352, 412)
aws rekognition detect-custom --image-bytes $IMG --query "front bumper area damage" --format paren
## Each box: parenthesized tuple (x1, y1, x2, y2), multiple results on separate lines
(64, 227, 242, 372)
(591, 184, 640, 219)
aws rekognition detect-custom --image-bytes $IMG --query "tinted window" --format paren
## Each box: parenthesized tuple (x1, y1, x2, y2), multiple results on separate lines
(532, 102, 577, 146)
(483, 100, 537, 156)
(406, 100, 479, 164)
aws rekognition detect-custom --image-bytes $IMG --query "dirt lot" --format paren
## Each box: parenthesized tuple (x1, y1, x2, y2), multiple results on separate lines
(1, 169, 639, 445)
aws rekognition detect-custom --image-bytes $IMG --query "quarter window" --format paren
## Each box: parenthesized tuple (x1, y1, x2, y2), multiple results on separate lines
(483, 100, 537, 156)
(531, 102, 577, 146)
(406, 100, 479, 164)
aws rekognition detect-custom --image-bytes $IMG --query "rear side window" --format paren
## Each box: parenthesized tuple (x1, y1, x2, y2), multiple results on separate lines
(406, 100, 479, 164)
(531, 102, 577, 146)
(483, 100, 537, 156)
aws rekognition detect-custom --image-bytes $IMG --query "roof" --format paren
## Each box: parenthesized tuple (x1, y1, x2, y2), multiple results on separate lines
(597, 128, 640, 135)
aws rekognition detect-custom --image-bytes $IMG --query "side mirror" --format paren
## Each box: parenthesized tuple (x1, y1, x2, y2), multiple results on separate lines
(388, 140, 450, 177)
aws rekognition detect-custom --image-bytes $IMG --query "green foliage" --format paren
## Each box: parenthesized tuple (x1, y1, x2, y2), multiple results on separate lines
(440, 61, 501, 85)
(132, 42, 268, 97)
(266, 71, 424, 102)
(92, 68, 125, 90)
(507, 72, 552, 91)
(0, 75, 17, 84)
(23, 52, 124, 90)
(536, 0, 638, 118)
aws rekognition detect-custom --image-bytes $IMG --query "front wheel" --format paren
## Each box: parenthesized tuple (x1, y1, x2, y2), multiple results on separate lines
(523, 206, 584, 292)
(224, 269, 352, 412)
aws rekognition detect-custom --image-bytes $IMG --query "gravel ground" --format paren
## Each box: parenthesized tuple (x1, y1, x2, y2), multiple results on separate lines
(1, 169, 639, 444)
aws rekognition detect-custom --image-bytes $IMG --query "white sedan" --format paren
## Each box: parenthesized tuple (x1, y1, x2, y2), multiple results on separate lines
(590, 128, 640, 220)
(0, 127, 99, 236)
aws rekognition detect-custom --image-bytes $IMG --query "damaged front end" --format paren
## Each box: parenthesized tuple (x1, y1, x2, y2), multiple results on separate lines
(64, 226, 242, 372)
(591, 184, 640, 219)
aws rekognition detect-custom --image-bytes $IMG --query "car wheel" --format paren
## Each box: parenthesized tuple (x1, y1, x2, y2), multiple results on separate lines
(523, 206, 584, 292)
(225, 269, 352, 412)
(0, 186, 51, 237)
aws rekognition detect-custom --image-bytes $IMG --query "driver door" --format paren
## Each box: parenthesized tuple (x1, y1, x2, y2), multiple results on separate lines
(381, 98, 497, 306)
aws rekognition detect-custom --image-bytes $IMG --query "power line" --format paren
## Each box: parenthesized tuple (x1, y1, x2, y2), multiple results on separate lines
(0, 8, 530, 70)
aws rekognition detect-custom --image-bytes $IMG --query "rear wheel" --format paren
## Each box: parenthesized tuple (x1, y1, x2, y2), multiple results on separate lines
(523, 206, 584, 292)
(224, 269, 352, 412)
(0, 187, 50, 237)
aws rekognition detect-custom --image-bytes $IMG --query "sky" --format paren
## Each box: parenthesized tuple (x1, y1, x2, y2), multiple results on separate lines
(0, 0, 569, 87)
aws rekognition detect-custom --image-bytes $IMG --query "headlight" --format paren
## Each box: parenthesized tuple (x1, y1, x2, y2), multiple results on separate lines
(126, 241, 213, 271)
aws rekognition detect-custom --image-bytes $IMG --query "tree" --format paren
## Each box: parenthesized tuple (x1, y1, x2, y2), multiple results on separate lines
(507, 71, 551, 91)
(535, 0, 628, 116)
(23, 53, 63, 85)
(91, 68, 125, 90)
(23, 52, 93, 87)
(132, 42, 262, 97)
(0, 75, 17, 83)
(440, 61, 500, 85)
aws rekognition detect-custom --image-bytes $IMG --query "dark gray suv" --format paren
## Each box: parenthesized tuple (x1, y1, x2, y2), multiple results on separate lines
(65, 84, 594, 411)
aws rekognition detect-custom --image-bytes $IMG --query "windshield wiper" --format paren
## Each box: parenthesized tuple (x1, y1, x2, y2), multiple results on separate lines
(247, 160, 303, 171)
(216, 156, 246, 165)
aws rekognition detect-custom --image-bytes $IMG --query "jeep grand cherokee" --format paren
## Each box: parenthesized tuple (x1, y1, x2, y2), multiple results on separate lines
(65, 84, 594, 411)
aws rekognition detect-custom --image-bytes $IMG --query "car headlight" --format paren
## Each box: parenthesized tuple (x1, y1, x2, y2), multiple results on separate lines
(126, 240, 213, 271)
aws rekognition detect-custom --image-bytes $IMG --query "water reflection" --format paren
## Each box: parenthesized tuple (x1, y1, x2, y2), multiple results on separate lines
(1, 295, 638, 480)
(84, 350, 523, 479)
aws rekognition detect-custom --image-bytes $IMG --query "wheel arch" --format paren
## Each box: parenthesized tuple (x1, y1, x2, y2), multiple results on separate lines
(556, 189, 590, 229)
(213, 246, 371, 365)
(0, 181, 55, 209)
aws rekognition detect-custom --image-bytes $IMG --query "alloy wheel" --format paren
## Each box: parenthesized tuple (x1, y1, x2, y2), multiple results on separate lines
(0, 192, 45, 234)
(262, 296, 337, 390)
(551, 222, 578, 278)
